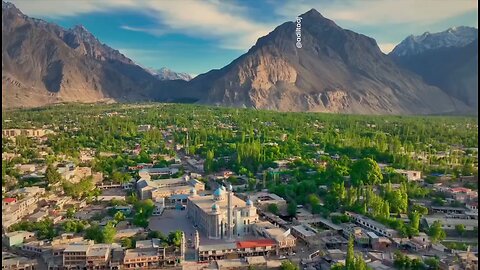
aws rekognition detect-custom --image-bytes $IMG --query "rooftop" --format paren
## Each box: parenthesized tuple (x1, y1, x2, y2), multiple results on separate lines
(236, 239, 276, 249)
(124, 248, 158, 260)
(188, 192, 249, 215)
(198, 243, 237, 252)
(292, 224, 318, 237)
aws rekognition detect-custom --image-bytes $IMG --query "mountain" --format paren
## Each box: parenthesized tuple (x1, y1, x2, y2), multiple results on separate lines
(390, 27, 478, 109)
(147, 67, 192, 81)
(182, 9, 469, 114)
(390, 26, 478, 57)
(2, 3, 474, 115)
(2, 1, 162, 109)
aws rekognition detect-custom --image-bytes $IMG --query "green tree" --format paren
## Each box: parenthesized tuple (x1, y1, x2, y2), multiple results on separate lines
(354, 254, 368, 270)
(204, 150, 215, 173)
(114, 211, 126, 223)
(168, 230, 183, 247)
(121, 237, 136, 249)
(287, 202, 297, 216)
(66, 207, 76, 219)
(267, 204, 279, 215)
(407, 211, 420, 237)
(45, 164, 61, 186)
(428, 221, 446, 243)
(102, 222, 117, 244)
(280, 260, 299, 270)
(330, 263, 345, 270)
(346, 236, 355, 270)
(455, 224, 466, 236)
(350, 158, 383, 186)
(111, 171, 130, 184)
(85, 222, 117, 243)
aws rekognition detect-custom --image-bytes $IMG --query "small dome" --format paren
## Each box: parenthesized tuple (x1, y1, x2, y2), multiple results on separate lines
(227, 184, 233, 191)
(213, 187, 224, 196)
(220, 185, 226, 191)
(246, 199, 253, 206)
(190, 188, 197, 196)
(212, 203, 219, 211)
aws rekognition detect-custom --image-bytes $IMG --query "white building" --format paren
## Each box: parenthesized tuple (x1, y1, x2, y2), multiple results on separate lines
(187, 185, 258, 239)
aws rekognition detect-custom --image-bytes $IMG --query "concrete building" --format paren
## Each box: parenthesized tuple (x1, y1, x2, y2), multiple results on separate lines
(137, 175, 204, 201)
(394, 169, 422, 181)
(3, 231, 35, 247)
(423, 217, 478, 231)
(2, 252, 38, 270)
(123, 246, 181, 269)
(2, 128, 52, 138)
(2, 187, 45, 229)
(251, 222, 296, 254)
(197, 240, 276, 262)
(249, 192, 287, 211)
(346, 212, 399, 238)
(341, 224, 370, 247)
(187, 185, 258, 239)
(62, 242, 123, 269)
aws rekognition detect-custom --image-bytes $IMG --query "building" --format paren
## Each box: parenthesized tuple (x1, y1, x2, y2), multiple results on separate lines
(447, 188, 478, 203)
(187, 185, 258, 239)
(291, 224, 317, 243)
(2, 252, 38, 270)
(249, 192, 287, 211)
(341, 224, 370, 247)
(3, 231, 35, 247)
(251, 222, 296, 254)
(3, 197, 17, 206)
(123, 246, 181, 269)
(198, 243, 237, 262)
(62, 242, 122, 269)
(197, 240, 276, 262)
(137, 125, 152, 132)
(2, 128, 52, 138)
(138, 167, 179, 180)
(346, 212, 399, 238)
(2, 187, 45, 229)
(423, 217, 478, 231)
(394, 169, 422, 181)
(186, 157, 205, 173)
(137, 175, 204, 201)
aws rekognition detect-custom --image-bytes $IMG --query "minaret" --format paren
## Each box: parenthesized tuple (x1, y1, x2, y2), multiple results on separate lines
(194, 230, 200, 261)
(180, 231, 186, 262)
(185, 131, 189, 155)
(227, 184, 233, 240)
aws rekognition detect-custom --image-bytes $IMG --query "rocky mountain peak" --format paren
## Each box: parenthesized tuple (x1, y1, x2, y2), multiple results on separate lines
(390, 26, 478, 57)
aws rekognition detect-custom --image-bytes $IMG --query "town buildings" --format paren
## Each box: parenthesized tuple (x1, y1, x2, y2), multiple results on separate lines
(2, 128, 53, 138)
(2, 187, 45, 229)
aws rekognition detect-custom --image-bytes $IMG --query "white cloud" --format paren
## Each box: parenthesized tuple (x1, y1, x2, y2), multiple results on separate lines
(120, 25, 167, 36)
(277, 0, 477, 25)
(8, 0, 476, 52)
(378, 43, 397, 54)
(8, 0, 136, 18)
(8, 0, 273, 51)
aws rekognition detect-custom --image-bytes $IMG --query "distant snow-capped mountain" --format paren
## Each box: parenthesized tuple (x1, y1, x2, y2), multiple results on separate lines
(390, 26, 478, 57)
(147, 67, 192, 81)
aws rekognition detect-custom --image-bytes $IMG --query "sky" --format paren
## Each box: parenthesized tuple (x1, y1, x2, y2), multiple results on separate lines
(9, 0, 478, 77)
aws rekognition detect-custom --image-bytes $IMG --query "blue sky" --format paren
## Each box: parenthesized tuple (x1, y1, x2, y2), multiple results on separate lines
(9, 0, 478, 77)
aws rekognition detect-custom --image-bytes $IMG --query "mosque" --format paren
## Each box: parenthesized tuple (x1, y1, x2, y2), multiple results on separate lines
(186, 185, 259, 239)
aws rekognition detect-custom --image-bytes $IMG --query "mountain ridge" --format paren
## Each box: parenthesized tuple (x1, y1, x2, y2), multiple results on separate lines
(390, 26, 478, 110)
(1, 2, 475, 115)
(181, 9, 471, 115)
